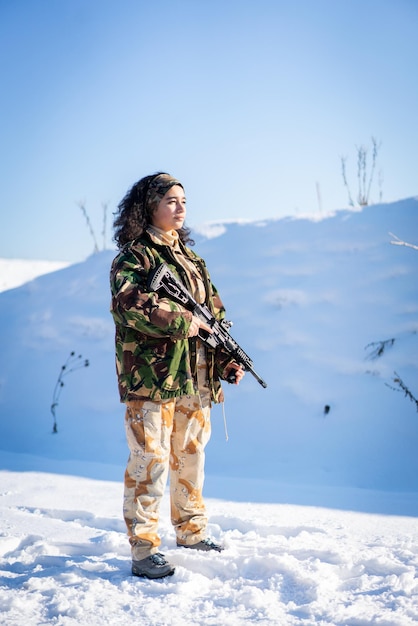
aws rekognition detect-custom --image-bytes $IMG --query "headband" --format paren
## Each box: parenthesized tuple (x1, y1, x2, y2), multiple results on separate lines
(145, 174, 183, 214)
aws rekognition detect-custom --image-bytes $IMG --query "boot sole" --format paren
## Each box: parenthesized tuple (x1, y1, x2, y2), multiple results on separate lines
(177, 542, 223, 552)
(132, 567, 175, 579)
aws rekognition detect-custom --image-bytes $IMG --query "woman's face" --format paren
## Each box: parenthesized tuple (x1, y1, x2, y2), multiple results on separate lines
(151, 185, 186, 232)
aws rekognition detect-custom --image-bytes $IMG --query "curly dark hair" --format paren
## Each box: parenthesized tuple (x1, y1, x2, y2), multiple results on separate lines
(113, 172, 194, 249)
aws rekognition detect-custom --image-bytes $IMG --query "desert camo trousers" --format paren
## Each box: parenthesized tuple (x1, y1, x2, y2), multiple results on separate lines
(123, 345, 212, 560)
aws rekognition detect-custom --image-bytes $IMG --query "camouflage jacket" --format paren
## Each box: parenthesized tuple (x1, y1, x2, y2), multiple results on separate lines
(109, 232, 234, 403)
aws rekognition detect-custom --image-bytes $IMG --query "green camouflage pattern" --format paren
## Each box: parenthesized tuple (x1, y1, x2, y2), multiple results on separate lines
(110, 232, 232, 403)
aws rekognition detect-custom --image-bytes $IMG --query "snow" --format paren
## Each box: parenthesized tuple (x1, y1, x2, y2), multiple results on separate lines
(1, 469, 418, 625)
(0, 258, 70, 292)
(1, 198, 418, 625)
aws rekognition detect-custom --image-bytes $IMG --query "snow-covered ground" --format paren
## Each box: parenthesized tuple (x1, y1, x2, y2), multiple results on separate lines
(1, 198, 418, 624)
(1, 469, 418, 626)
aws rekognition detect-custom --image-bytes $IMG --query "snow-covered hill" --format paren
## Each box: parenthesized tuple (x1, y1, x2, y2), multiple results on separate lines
(1, 198, 418, 625)
(0, 259, 70, 293)
(2, 199, 418, 509)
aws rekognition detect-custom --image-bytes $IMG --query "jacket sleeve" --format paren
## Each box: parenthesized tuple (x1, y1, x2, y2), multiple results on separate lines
(110, 248, 193, 339)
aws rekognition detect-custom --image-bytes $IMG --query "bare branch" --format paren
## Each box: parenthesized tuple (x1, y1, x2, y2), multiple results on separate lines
(51, 352, 90, 433)
(340, 155, 354, 206)
(389, 232, 418, 251)
(356, 145, 366, 205)
(378, 169, 384, 202)
(365, 338, 395, 360)
(340, 138, 381, 207)
(77, 201, 99, 253)
(366, 137, 380, 203)
(102, 202, 108, 251)
(385, 372, 418, 413)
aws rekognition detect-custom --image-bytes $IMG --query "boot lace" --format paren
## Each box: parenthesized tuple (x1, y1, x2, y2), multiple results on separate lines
(150, 553, 168, 566)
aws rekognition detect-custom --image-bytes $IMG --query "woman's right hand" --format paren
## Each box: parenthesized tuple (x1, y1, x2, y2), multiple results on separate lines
(187, 316, 213, 338)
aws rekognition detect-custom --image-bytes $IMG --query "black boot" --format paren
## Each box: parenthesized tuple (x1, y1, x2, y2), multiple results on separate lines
(177, 538, 223, 552)
(132, 553, 175, 579)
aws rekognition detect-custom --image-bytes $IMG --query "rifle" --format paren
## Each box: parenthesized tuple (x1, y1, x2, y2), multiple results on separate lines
(148, 263, 267, 388)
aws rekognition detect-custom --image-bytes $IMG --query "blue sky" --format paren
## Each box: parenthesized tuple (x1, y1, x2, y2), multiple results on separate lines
(1, 0, 417, 261)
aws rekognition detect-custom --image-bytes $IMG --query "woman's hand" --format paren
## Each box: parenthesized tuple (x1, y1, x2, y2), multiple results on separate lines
(224, 363, 245, 385)
(187, 316, 213, 338)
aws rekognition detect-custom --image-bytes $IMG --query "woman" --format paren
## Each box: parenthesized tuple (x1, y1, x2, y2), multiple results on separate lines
(110, 172, 244, 579)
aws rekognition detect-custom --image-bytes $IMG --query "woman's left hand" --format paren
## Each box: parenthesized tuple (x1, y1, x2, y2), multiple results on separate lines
(224, 363, 245, 385)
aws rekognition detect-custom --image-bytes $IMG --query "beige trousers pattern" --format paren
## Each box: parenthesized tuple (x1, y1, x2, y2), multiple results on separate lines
(123, 344, 211, 559)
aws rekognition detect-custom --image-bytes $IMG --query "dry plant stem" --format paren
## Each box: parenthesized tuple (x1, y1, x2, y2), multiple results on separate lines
(389, 232, 418, 251)
(78, 201, 99, 253)
(51, 352, 89, 433)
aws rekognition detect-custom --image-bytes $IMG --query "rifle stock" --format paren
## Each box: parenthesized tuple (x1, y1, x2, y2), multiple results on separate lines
(148, 263, 267, 388)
